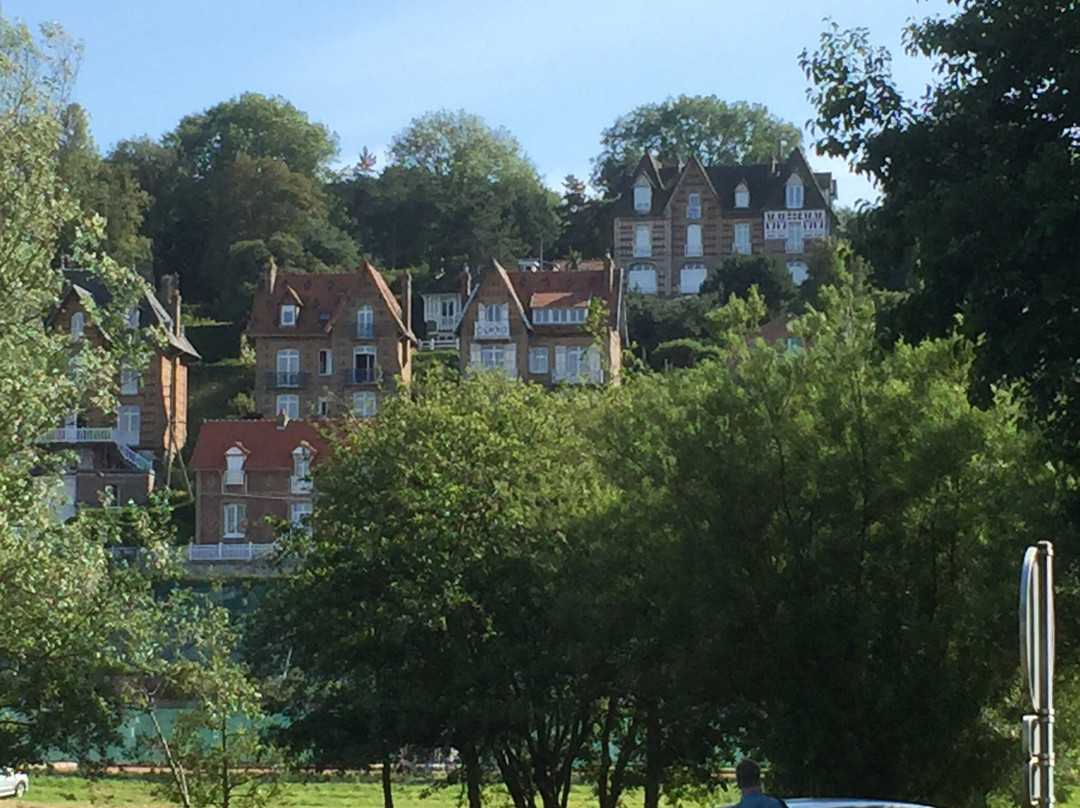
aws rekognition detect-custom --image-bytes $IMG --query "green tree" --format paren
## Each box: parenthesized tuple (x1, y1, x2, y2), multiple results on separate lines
(593, 95, 803, 194)
(800, 5, 1080, 456)
(255, 373, 611, 808)
(600, 277, 1065, 805)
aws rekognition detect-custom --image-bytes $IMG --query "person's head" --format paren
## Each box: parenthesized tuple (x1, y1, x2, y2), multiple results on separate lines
(735, 759, 762, 792)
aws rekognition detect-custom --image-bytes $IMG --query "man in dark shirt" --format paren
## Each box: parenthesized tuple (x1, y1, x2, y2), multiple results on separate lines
(733, 759, 784, 808)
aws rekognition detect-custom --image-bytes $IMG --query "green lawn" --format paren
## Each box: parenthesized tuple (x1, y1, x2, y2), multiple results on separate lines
(16, 772, 607, 808)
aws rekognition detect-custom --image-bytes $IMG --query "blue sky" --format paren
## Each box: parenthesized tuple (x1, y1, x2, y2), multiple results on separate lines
(10, 0, 951, 207)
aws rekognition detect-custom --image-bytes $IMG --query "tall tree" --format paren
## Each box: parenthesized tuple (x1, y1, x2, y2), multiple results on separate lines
(801, 4, 1080, 455)
(593, 95, 803, 195)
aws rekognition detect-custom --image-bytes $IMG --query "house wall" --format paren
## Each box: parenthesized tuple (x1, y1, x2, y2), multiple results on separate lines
(195, 467, 313, 545)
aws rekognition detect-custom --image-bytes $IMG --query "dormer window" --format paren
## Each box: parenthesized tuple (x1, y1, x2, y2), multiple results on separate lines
(291, 445, 314, 493)
(70, 311, 84, 340)
(224, 446, 246, 487)
(685, 193, 701, 219)
(785, 174, 804, 209)
(735, 183, 750, 209)
(124, 306, 140, 329)
(633, 177, 652, 212)
(280, 304, 297, 327)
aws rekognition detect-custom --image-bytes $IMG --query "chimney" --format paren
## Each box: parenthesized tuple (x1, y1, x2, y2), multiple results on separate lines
(603, 254, 615, 292)
(460, 263, 473, 298)
(158, 273, 183, 337)
(402, 269, 413, 334)
(277, 408, 289, 430)
(264, 256, 278, 293)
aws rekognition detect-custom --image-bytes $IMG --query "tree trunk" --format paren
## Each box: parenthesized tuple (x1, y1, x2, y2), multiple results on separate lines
(643, 702, 661, 808)
(382, 756, 394, 808)
(462, 742, 483, 808)
(221, 715, 231, 808)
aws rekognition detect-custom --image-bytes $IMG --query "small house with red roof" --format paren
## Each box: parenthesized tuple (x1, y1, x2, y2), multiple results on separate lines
(188, 415, 330, 559)
(247, 260, 417, 420)
(456, 259, 625, 385)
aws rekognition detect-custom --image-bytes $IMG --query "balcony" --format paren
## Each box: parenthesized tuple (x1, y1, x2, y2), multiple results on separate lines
(474, 320, 510, 339)
(187, 542, 276, 563)
(341, 367, 379, 385)
(39, 426, 115, 443)
(265, 371, 310, 389)
(291, 475, 313, 494)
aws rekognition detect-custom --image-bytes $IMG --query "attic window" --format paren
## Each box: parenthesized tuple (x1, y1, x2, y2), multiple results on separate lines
(70, 311, 84, 340)
(633, 177, 652, 212)
(280, 304, 298, 326)
(735, 183, 750, 209)
(685, 193, 701, 219)
(785, 175, 804, 209)
(224, 446, 246, 487)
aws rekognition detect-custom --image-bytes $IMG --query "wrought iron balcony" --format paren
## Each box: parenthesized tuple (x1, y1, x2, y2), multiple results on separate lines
(265, 371, 310, 389)
(341, 367, 379, 385)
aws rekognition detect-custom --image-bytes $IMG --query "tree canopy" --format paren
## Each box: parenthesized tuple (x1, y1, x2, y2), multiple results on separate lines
(593, 95, 803, 195)
(801, 2, 1080, 453)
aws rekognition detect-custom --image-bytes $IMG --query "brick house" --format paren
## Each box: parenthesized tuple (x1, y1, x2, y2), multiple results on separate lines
(188, 415, 329, 560)
(44, 272, 199, 515)
(612, 149, 837, 296)
(247, 261, 417, 419)
(456, 259, 625, 385)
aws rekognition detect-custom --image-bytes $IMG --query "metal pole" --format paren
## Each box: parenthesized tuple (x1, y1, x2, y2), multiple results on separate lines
(1039, 540, 1054, 808)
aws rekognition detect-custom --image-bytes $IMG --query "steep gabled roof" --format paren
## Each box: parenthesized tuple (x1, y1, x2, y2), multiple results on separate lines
(190, 418, 330, 470)
(459, 259, 533, 333)
(56, 270, 200, 359)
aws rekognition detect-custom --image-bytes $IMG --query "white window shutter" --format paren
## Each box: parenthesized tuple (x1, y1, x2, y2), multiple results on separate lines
(470, 343, 481, 366)
(554, 345, 567, 380)
(500, 302, 510, 323)
(503, 346, 517, 378)
(586, 348, 603, 382)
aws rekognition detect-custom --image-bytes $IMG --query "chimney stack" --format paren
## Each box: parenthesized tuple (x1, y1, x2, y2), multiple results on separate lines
(264, 256, 278, 293)
(461, 263, 473, 299)
(277, 408, 289, 430)
(402, 269, 413, 334)
(603, 253, 615, 292)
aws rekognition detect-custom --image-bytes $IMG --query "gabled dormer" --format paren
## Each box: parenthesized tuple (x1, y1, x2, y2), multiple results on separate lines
(734, 181, 750, 209)
(224, 444, 249, 487)
(277, 285, 303, 327)
(291, 442, 315, 494)
(633, 175, 652, 213)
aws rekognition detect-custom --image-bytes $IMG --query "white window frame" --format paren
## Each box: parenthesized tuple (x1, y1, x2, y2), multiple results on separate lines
(280, 304, 297, 327)
(276, 348, 300, 387)
(529, 346, 549, 375)
(733, 222, 751, 255)
(317, 396, 330, 416)
(634, 225, 651, 258)
(680, 264, 708, 295)
(352, 390, 377, 417)
(685, 224, 703, 257)
(785, 175, 804, 209)
(533, 308, 587, 325)
(735, 184, 750, 208)
(117, 404, 141, 442)
(786, 220, 805, 253)
(480, 343, 506, 369)
(120, 367, 139, 395)
(481, 302, 508, 323)
(627, 264, 657, 294)
(685, 192, 701, 219)
(224, 446, 246, 487)
(222, 503, 246, 539)
(276, 394, 300, 420)
(318, 349, 332, 376)
(290, 502, 313, 529)
(352, 345, 377, 383)
(70, 311, 84, 340)
(356, 305, 374, 338)
(633, 177, 652, 212)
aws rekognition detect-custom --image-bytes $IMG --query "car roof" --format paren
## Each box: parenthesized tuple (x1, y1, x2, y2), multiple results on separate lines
(786, 799, 938, 808)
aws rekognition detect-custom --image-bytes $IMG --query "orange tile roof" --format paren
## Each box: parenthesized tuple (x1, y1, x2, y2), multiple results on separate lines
(190, 418, 331, 470)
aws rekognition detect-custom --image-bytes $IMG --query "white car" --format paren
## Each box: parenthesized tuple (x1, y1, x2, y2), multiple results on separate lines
(0, 768, 27, 798)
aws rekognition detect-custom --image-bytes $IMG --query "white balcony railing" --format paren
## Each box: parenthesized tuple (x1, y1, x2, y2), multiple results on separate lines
(187, 542, 276, 562)
(39, 427, 114, 443)
(474, 320, 510, 339)
(290, 475, 313, 494)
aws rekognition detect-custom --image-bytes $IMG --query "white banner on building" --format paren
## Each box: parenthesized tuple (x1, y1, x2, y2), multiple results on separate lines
(764, 210, 829, 240)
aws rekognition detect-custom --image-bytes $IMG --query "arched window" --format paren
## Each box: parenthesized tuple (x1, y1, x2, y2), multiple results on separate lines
(685, 193, 701, 219)
(627, 264, 657, 294)
(634, 225, 651, 258)
(785, 174, 804, 209)
(685, 224, 703, 257)
(679, 263, 707, 295)
(355, 305, 374, 338)
(734, 182, 750, 208)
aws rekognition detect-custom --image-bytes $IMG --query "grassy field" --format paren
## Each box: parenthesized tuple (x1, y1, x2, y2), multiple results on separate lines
(16, 772, 609, 808)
